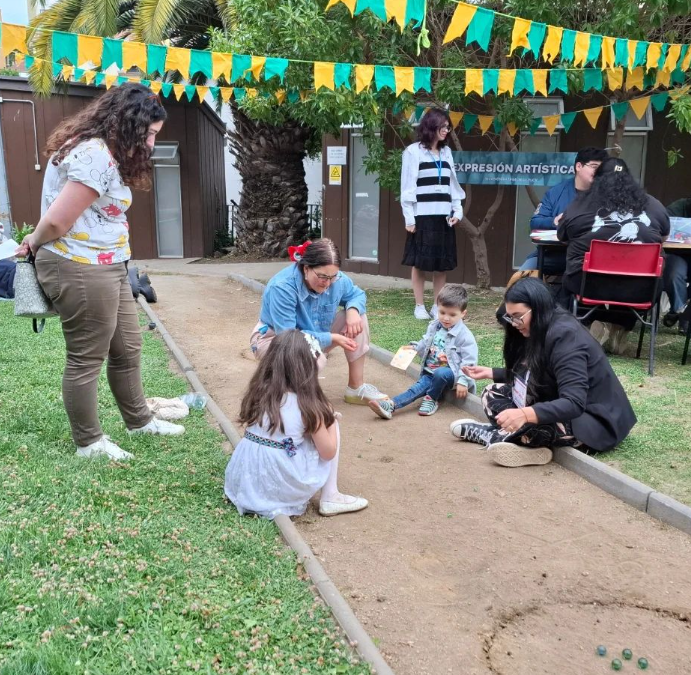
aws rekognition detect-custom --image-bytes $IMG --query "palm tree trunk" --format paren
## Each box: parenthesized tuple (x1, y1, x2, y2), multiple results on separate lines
(228, 106, 312, 257)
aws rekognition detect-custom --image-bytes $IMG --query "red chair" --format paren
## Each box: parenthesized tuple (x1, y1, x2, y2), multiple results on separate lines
(571, 240, 664, 376)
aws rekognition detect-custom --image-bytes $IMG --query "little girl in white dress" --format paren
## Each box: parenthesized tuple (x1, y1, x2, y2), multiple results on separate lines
(224, 330, 368, 519)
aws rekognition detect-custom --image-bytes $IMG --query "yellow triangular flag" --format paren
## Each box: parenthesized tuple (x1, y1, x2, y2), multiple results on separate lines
(386, 0, 407, 30)
(478, 115, 494, 135)
(542, 25, 562, 64)
(655, 68, 671, 87)
(105, 74, 118, 90)
(220, 87, 233, 103)
(646, 42, 662, 71)
(196, 86, 209, 101)
(532, 69, 548, 96)
(127, 76, 139, 83)
(629, 96, 650, 120)
(275, 89, 286, 105)
(443, 3, 476, 44)
(628, 40, 639, 71)
(77, 35, 103, 67)
(173, 83, 186, 101)
(682, 46, 691, 71)
(394, 66, 414, 96)
(583, 106, 603, 129)
(543, 114, 560, 136)
(61, 64, 75, 80)
(249, 56, 265, 81)
(246, 88, 258, 99)
(664, 44, 682, 72)
(314, 62, 335, 91)
(149, 80, 162, 94)
(573, 32, 590, 67)
(607, 68, 624, 91)
(449, 111, 463, 128)
(601, 37, 616, 70)
(510, 17, 532, 54)
(123, 41, 148, 72)
(212, 52, 232, 80)
(498, 69, 516, 95)
(166, 47, 191, 78)
(355, 65, 374, 93)
(465, 69, 483, 96)
(300, 90, 308, 102)
(325, 0, 356, 14)
(1, 24, 27, 55)
(83, 70, 97, 85)
(507, 122, 518, 136)
(626, 67, 644, 91)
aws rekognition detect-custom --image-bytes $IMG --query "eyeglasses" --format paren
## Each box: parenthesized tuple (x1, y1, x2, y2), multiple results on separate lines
(438, 126, 451, 132)
(502, 309, 532, 326)
(582, 162, 601, 170)
(312, 271, 341, 282)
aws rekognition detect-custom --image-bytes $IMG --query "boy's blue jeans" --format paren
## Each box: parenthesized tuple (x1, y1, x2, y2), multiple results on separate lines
(392, 367, 456, 409)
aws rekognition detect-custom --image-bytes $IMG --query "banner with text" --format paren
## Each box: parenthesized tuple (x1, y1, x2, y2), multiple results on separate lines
(451, 151, 577, 186)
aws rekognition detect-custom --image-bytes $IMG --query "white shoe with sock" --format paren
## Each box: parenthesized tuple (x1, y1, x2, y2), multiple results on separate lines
(128, 417, 185, 436)
(430, 304, 438, 320)
(344, 383, 388, 405)
(414, 304, 431, 320)
(76, 436, 133, 461)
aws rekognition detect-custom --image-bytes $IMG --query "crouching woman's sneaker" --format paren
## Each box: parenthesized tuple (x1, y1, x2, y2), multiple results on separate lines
(128, 417, 185, 436)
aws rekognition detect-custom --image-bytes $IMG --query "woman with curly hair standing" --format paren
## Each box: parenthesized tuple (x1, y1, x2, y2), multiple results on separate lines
(15, 83, 185, 460)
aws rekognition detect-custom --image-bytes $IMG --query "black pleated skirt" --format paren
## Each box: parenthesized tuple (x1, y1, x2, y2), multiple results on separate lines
(402, 214, 457, 272)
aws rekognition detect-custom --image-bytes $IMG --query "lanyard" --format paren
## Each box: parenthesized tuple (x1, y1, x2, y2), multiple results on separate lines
(427, 150, 443, 184)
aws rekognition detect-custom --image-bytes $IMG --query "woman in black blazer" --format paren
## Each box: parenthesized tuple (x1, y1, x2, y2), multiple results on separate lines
(450, 278, 636, 467)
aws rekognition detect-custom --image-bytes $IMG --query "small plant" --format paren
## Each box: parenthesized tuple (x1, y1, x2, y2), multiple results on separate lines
(12, 223, 35, 260)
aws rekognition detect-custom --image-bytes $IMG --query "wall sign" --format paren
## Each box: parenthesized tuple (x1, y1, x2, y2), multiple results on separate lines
(329, 165, 342, 185)
(327, 146, 348, 165)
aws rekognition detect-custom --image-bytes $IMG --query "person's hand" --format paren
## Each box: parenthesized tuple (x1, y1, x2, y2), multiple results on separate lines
(342, 309, 363, 339)
(553, 213, 563, 227)
(461, 365, 493, 381)
(405, 224, 416, 234)
(331, 333, 357, 352)
(455, 384, 468, 399)
(447, 217, 459, 226)
(496, 408, 528, 433)
(15, 233, 39, 257)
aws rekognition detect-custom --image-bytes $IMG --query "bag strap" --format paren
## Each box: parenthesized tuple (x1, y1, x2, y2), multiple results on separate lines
(33, 318, 45, 333)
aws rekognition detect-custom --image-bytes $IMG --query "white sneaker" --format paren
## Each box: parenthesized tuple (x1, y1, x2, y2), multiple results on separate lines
(76, 436, 133, 461)
(344, 383, 388, 405)
(128, 417, 185, 436)
(430, 304, 438, 320)
(319, 495, 368, 516)
(414, 304, 431, 320)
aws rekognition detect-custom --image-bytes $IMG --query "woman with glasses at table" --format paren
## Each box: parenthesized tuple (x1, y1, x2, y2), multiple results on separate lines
(250, 238, 388, 407)
(401, 108, 466, 321)
(449, 278, 636, 468)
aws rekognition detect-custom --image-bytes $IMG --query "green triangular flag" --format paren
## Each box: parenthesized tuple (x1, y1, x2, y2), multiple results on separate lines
(210, 86, 220, 98)
(634, 41, 648, 68)
(102, 38, 123, 70)
(161, 82, 173, 98)
(615, 38, 628, 67)
(392, 100, 403, 115)
(561, 30, 576, 62)
(414, 105, 425, 122)
(147, 44, 167, 76)
(586, 35, 602, 65)
(414, 67, 432, 92)
(529, 117, 541, 135)
(466, 7, 494, 52)
(611, 101, 629, 121)
(140, 79, 150, 88)
(117, 76, 128, 85)
(527, 22, 547, 59)
(404, 0, 425, 28)
(549, 69, 568, 94)
(650, 91, 669, 112)
(671, 68, 685, 85)
(52, 31, 78, 65)
(52, 62, 63, 78)
(462, 113, 478, 133)
(658, 43, 669, 70)
(25, 55, 35, 69)
(354, 0, 387, 22)
(184, 84, 197, 101)
(95, 72, 105, 86)
(374, 65, 395, 92)
(643, 70, 656, 89)
(483, 69, 499, 94)
(231, 54, 251, 83)
(74, 68, 84, 81)
(514, 69, 534, 95)
(560, 111, 577, 133)
(583, 69, 603, 92)
(190, 50, 212, 78)
(679, 45, 690, 69)
(266, 57, 290, 84)
(492, 117, 503, 133)
(234, 87, 247, 102)
(287, 89, 300, 104)
(334, 63, 352, 89)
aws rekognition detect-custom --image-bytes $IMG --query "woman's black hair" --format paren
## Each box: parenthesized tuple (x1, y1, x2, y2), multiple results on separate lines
(296, 238, 341, 271)
(588, 157, 648, 216)
(502, 278, 561, 396)
(417, 108, 451, 150)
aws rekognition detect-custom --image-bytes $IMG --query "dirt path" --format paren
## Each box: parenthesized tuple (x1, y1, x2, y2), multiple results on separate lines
(150, 274, 691, 675)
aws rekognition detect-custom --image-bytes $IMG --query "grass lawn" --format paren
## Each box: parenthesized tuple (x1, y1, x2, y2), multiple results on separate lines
(367, 288, 691, 507)
(0, 302, 369, 675)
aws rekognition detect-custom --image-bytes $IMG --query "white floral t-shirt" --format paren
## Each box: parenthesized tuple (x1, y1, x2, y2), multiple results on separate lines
(41, 138, 132, 265)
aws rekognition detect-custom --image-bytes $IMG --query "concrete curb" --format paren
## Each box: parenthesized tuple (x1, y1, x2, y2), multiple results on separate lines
(217, 272, 691, 538)
(137, 296, 395, 675)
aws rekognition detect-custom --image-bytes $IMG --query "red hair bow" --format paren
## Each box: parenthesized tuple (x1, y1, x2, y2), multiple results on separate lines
(288, 240, 312, 262)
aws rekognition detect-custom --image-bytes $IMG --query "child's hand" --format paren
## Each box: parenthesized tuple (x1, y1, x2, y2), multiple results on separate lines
(455, 384, 468, 399)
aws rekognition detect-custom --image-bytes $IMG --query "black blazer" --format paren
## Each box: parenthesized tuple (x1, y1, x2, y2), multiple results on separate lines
(493, 312, 636, 451)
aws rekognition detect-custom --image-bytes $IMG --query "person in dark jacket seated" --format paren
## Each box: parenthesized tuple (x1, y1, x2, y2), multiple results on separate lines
(449, 278, 636, 467)
(520, 147, 609, 275)
(0, 260, 16, 299)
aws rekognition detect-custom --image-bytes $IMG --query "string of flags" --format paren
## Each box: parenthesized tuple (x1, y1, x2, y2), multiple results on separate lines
(324, 0, 426, 30)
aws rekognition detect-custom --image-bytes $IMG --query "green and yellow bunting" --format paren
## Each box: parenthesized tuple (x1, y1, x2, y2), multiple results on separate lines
(325, 0, 426, 30)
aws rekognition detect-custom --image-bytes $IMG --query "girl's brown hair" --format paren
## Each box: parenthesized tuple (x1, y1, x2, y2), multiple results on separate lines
(296, 238, 341, 271)
(46, 82, 167, 190)
(417, 108, 451, 150)
(239, 330, 335, 435)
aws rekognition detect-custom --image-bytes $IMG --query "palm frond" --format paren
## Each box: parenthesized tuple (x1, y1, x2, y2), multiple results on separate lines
(82, 0, 121, 36)
(133, 0, 186, 44)
(213, 0, 237, 31)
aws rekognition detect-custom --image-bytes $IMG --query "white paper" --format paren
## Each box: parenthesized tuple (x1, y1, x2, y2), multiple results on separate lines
(530, 230, 559, 242)
(327, 146, 347, 165)
(0, 239, 19, 260)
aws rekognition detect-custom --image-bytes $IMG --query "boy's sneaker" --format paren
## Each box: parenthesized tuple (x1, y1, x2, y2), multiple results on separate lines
(418, 395, 439, 416)
(128, 417, 185, 436)
(414, 304, 431, 320)
(449, 418, 500, 445)
(76, 436, 133, 461)
(488, 441, 552, 467)
(368, 398, 394, 420)
(344, 383, 388, 406)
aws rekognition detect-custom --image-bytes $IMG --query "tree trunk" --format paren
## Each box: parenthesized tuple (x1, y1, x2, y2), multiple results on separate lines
(460, 219, 492, 288)
(228, 106, 313, 257)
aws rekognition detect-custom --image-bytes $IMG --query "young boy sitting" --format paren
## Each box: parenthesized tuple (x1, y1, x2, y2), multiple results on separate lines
(370, 284, 478, 419)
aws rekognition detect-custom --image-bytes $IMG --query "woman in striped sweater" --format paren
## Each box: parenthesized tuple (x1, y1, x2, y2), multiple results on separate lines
(400, 108, 466, 320)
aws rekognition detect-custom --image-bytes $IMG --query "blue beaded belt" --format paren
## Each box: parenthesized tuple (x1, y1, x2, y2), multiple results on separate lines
(244, 430, 296, 458)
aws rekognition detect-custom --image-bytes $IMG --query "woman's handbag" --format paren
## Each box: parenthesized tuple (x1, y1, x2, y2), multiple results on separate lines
(13, 252, 57, 333)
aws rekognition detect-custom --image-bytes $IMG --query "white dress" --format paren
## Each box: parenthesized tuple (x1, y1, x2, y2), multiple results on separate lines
(224, 393, 333, 519)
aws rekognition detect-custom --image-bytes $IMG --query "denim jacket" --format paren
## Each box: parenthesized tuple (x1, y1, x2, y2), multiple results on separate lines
(414, 318, 478, 391)
(258, 264, 367, 349)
